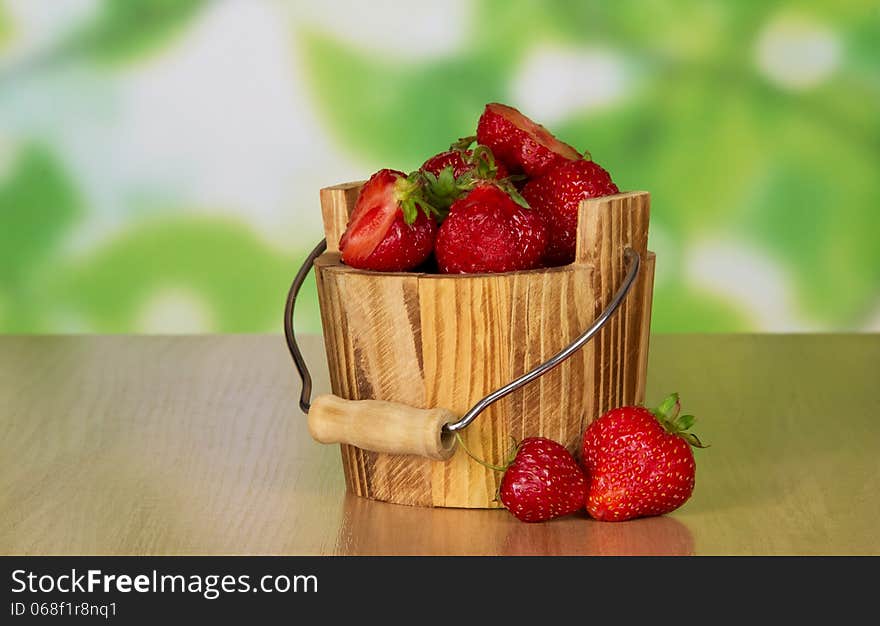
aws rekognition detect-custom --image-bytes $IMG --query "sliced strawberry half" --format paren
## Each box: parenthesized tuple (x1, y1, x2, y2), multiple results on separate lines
(339, 169, 437, 272)
(476, 103, 582, 177)
(339, 169, 404, 262)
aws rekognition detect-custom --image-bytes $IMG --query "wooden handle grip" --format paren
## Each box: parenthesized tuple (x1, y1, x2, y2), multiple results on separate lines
(307, 394, 458, 461)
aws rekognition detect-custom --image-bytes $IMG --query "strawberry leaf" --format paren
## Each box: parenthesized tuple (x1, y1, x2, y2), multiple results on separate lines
(397, 172, 440, 224)
(450, 135, 476, 151)
(436, 167, 457, 193)
(469, 144, 498, 179)
(421, 165, 462, 219)
(655, 392, 681, 421)
(682, 433, 709, 449)
(493, 179, 531, 209)
(675, 414, 696, 431)
(651, 393, 707, 447)
(504, 184, 530, 209)
(399, 196, 419, 225)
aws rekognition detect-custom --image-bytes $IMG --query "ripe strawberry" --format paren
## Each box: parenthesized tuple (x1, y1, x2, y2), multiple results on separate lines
(434, 184, 547, 274)
(522, 159, 619, 266)
(421, 148, 510, 180)
(476, 102, 581, 177)
(420, 142, 510, 215)
(339, 169, 437, 272)
(499, 437, 588, 523)
(581, 393, 706, 522)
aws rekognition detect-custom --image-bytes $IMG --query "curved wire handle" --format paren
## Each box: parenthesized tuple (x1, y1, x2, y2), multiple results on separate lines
(446, 247, 640, 432)
(284, 242, 640, 431)
(284, 238, 327, 413)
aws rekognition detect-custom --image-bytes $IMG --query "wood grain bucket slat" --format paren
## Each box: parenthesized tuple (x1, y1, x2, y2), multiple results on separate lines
(314, 182, 655, 508)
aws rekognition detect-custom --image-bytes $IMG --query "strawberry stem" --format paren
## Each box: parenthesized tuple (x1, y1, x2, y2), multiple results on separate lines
(454, 432, 510, 473)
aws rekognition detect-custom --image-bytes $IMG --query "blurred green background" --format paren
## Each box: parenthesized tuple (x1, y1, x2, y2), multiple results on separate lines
(0, 0, 878, 334)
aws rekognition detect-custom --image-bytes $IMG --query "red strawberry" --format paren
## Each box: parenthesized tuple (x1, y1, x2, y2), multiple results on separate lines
(476, 102, 581, 177)
(421, 149, 510, 179)
(422, 149, 471, 178)
(499, 438, 587, 523)
(339, 169, 437, 272)
(581, 393, 706, 522)
(522, 159, 619, 266)
(434, 184, 547, 274)
(420, 143, 511, 215)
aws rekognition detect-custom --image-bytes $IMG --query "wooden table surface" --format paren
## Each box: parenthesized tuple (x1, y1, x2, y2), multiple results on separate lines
(1, 334, 877, 556)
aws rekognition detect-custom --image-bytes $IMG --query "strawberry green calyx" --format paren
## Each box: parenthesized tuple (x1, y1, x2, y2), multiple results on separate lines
(458, 145, 532, 209)
(420, 144, 526, 218)
(449, 135, 476, 151)
(652, 392, 708, 448)
(420, 166, 460, 219)
(655, 392, 681, 422)
(395, 172, 439, 224)
(494, 179, 530, 209)
(467, 145, 531, 208)
(452, 144, 502, 191)
(467, 144, 501, 179)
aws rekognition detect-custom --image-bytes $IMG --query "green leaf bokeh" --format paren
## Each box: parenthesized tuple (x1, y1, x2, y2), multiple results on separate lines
(0, 0, 878, 334)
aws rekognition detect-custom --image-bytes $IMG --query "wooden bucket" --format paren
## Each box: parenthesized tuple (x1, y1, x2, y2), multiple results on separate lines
(312, 183, 655, 508)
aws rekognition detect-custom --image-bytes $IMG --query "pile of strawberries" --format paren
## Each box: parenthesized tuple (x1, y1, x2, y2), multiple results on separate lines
(339, 103, 619, 273)
(482, 394, 706, 523)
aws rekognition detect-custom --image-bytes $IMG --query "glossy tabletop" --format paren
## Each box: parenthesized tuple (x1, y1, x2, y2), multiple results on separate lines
(1, 334, 877, 555)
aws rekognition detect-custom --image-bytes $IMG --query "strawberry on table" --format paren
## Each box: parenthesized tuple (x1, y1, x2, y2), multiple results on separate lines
(500, 438, 587, 523)
(522, 159, 619, 267)
(458, 435, 587, 523)
(581, 393, 706, 522)
(476, 102, 581, 177)
(339, 169, 438, 272)
(434, 183, 547, 274)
